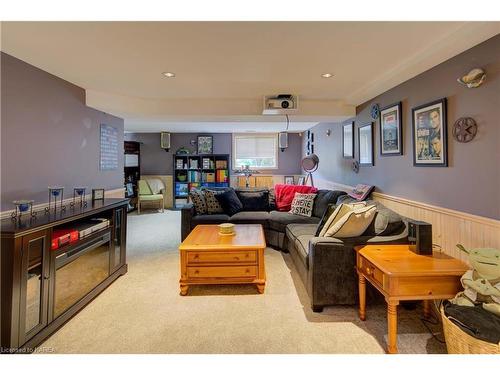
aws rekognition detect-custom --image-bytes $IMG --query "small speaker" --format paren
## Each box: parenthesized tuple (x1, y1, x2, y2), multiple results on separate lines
(279, 132, 288, 152)
(160, 132, 171, 152)
(408, 220, 433, 255)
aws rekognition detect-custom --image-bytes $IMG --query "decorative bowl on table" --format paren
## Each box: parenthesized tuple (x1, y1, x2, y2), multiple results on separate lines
(218, 223, 235, 235)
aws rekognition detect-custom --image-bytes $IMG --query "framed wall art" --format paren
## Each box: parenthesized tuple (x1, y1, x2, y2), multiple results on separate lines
(379, 102, 403, 156)
(358, 122, 374, 166)
(197, 135, 213, 154)
(412, 98, 448, 167)
(284, 176, 294, 185)
(342, 122, 354, 159)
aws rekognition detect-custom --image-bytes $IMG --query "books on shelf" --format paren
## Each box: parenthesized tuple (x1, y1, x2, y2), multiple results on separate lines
(202, 158, 213, 169)
(189, 159, 199, 169)
(188, 170, 201, 182)
(175, 183, 189, 197)
(176, 159, 184, 169)
(216, 169, 228, 183)
(189, 182, 200, 191)
(215, 160, 227, 169)
(203, 172, 215, 183)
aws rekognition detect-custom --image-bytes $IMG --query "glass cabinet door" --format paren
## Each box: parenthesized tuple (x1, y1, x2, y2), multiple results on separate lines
(111, 207, 126, 272)
(19, 230, 50, 344)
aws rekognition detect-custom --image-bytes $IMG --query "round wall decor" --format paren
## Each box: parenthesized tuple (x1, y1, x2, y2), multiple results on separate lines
(370, 104, 380, 120)
(352, 160, 360, 173)
(452, 117, 477, 143)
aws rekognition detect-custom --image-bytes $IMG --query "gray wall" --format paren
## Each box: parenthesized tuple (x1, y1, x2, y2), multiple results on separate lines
(125, 132, 303, 175)
(304, 35, 500, 220)
(1, 52, 124, 210)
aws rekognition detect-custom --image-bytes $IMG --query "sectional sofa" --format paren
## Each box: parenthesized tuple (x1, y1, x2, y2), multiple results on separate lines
(181, 188, 409, 311)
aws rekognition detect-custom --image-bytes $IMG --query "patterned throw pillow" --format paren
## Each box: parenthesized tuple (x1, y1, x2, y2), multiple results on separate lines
(289, 193, 317, 217)
(318, 202, 367, 237)
(203, 190, 224, 214)
(189, 190, 207, 215)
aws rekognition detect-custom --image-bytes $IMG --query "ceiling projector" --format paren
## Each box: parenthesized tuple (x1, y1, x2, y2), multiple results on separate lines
(262, 94, 298, 115)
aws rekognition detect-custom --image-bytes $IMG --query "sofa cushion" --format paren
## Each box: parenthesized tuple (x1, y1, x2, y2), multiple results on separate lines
(324, 205, 377, 238)
(318, 202, 367, 237)
(203, 190, 225, 214)
(236, 190, 269, 211)
(269, 211, 320, 232)
(229, 211, 270, 227)
(312, 190, 344, 218)
(295, 234, 314, 268)
(286, 223, 318, 242)
(362, 206, 406, 236)
(289, 193, 317, 217)
(215, 189, 243, 216)
(192, 214, 230, 225)
(189, 190, 207, 215)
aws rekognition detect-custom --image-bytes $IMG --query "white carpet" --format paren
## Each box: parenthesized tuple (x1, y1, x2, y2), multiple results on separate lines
(41, 209, 446, 354)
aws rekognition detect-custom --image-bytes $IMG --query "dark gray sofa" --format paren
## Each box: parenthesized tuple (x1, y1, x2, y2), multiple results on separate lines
(181, 187, 347, 249)
(285, 198, 409, 312)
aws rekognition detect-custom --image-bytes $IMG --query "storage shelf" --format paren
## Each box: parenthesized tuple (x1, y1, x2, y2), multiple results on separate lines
(51, 227, 112, 257)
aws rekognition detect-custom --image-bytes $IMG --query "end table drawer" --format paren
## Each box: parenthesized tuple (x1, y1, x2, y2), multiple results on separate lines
(187, 266, 257, 279)
(187, 251, 257, 264)
(359, 257, 384, 287)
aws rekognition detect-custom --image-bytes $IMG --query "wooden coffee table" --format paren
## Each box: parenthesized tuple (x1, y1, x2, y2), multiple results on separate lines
(355, 245, 468, 354)
(179, 224, 266, 295)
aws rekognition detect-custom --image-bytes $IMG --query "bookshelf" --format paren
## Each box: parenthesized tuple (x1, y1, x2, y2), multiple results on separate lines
(173, 153, 230, 209)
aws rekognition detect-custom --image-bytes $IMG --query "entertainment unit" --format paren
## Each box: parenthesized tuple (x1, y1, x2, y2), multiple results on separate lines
(1, 198, 128, 353)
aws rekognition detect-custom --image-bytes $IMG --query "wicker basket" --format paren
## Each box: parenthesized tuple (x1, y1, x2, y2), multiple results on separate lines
(441, 306, 500, 354)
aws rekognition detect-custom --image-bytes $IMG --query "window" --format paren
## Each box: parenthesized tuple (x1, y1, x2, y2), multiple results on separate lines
(232, 134, 278, 169)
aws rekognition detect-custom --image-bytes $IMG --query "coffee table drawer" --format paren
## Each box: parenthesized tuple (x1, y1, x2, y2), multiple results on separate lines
(187, 251, 257, 264)
(187, 266, 257, 279)
(359, 256, 384, 288)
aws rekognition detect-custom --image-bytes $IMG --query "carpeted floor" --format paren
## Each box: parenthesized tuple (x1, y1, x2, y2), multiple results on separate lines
(41, 209, 446, 354)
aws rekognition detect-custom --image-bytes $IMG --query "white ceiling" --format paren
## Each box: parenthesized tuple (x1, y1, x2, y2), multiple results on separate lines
(2, 21, 499, 132)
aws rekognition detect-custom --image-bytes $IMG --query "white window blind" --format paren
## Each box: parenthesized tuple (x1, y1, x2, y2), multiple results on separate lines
(232, 134, 278, 169)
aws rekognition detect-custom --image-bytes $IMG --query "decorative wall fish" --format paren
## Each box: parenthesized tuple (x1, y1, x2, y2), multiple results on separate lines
(457, 68, 486, 88)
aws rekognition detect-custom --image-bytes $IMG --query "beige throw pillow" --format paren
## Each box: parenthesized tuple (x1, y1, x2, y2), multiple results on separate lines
(289, 193, 317, 217)
(318, 202, 367, 237)
(324, 205, 377, 238)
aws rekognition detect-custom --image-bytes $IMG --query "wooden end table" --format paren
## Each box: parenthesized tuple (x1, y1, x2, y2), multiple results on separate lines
(355, 244, 468, 354)
(179, 224, 266, 295)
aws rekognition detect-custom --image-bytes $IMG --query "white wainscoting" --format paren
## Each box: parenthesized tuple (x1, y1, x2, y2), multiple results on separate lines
(314, 178, 500, 263)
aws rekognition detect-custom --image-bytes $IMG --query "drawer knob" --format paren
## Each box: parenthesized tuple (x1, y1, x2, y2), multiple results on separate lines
(194, 270, 199, 274)
(428, 291, 433, 295)
(245, 254, 249, 258)
(194, 254, 199, 259)
(234, 257, 240, 261)
(246, 269, 250, 273)
(365, 267, 372, 276)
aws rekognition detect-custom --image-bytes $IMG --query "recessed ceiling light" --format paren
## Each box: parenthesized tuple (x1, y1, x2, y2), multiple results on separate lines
(321, 73, 334, 78)
(162, 72, 176, 78)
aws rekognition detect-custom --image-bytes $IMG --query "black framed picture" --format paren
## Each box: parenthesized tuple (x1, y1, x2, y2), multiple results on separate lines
(342, 122, 354, 158)
(197, 135, 213, 154)
(284, 176, 294, 185)
(358, 122, 374, 166)
(92, 188, 105, 202)
(412, 98, 448, 167)
(379, 102, 403, 156)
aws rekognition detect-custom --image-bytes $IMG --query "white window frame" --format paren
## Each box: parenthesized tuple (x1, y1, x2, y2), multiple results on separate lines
(232, 133, 279, 170)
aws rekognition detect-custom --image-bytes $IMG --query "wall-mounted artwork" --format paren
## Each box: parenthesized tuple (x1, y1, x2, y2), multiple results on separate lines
(197, 135, 213, 154)
(284, 176, 294, 185)
(100, 124, 118, 170)
(342, 122, 354, 159)
(412, 98, 448, 167)
(358, 122, 374, 166)
(379, 102, 403, 156)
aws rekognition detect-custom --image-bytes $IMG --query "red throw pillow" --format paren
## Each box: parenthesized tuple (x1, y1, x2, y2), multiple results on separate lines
(274, 184, 318, 211)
